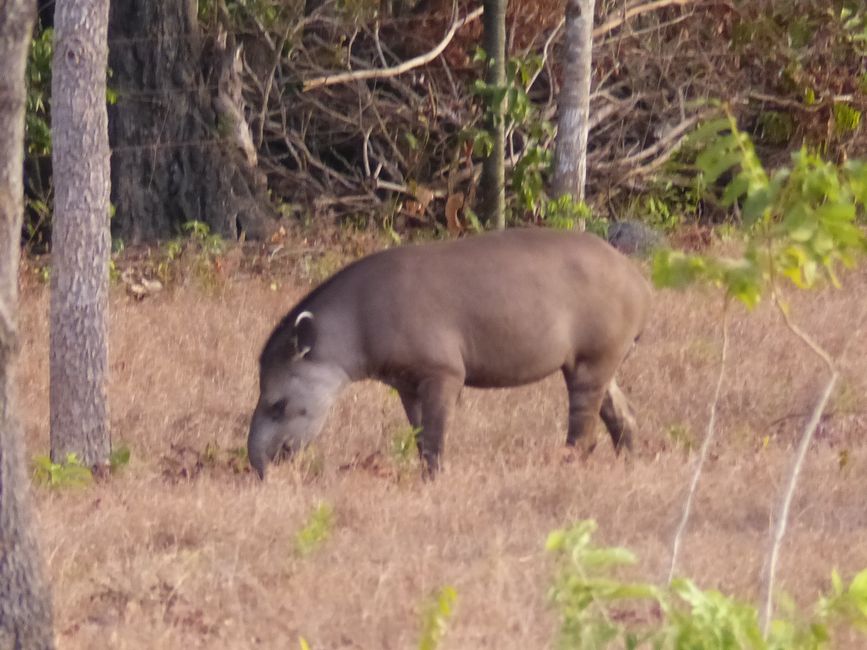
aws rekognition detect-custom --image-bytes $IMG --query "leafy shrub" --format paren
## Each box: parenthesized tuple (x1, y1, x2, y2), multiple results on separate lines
(546, 520, 867, 650)
(653, 110, 867, 308)
(32, 452, 92, 489)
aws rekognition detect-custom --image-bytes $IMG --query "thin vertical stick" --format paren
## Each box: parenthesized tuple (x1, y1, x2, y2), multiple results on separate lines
(668, 301, 730, 583)
(760, 294, 839, 634)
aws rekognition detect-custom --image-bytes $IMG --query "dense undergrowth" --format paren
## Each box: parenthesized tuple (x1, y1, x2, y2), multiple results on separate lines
(22, 0, 867, 247)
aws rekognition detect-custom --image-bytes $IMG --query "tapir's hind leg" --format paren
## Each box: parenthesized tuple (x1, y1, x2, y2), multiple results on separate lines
(562, 366, 607, 457)
(600, 378, 637, 453)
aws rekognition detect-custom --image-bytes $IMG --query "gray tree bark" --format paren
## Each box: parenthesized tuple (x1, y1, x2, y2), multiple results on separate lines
(479, 0, 506, 230)
(552, 0, 596, 231)
(50, 0, 112, 466)
(0, 0, 57, 646)
(107, 0, 276, 243)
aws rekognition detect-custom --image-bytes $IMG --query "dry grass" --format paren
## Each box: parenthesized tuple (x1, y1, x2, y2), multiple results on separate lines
(15, 249, 867, 649)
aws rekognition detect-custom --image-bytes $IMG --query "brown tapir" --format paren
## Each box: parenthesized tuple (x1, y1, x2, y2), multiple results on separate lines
(248, 227, 651, 479)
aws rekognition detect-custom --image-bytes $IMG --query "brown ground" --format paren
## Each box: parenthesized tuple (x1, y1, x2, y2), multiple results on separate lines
(15, 242, 867, 649)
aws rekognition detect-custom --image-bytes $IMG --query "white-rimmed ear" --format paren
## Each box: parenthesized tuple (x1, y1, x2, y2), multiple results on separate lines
(292, 310, 315, 360)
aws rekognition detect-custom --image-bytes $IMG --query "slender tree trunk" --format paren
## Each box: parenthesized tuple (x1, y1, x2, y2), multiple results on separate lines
(479, 0, 506, 230)
(50, 0, 112, 467)
(107, 0, 276, 243)
(0, 0, 57, 646)
(553, 0, 595, 230)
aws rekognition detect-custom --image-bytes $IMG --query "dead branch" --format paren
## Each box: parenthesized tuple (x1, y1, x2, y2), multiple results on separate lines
(302, 7, 483, 92)
(593, 0, 703, 38)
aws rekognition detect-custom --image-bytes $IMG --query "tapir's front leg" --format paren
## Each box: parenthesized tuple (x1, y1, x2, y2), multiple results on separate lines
(416, 374, 463, 478)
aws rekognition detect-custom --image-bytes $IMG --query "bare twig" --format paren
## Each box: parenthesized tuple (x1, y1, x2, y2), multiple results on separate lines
(255, 19, 295, 148)
(302, 7, 483, 92)
(668, 300, 729, 583)
(759, 294, 865, 634)
(592, 0, 702, 39)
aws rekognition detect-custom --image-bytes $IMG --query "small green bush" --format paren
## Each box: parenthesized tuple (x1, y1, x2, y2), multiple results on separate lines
(547, 520, 867, 649)
(294, 502, 334, 557)
(32, 453, 92, 489)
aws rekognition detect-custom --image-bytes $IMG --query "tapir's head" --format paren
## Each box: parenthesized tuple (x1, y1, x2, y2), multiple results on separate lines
(248, 311, 347, 479)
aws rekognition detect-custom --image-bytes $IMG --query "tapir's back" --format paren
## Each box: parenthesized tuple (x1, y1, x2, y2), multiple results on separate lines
(303, 228, 650, 386)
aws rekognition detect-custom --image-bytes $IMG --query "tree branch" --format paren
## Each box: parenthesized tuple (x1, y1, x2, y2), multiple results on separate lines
(592, 0, 703, 38)
(302, 7, 483, 92)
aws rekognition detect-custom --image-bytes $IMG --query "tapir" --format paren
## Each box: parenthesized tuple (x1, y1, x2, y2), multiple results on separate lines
(248, 227, 651, 479)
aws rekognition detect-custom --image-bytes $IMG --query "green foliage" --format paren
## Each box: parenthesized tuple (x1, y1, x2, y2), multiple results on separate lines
(390, 425, 420, 470)
(23, 25, 54, 249)
(32, 453, 92, 489)
(417, 586, 457, 650)
(468, 51, 559, 223)
(756, 111, 795, 146)
(546, 520, 658, 648)
(109, 444, 132, 472)
(26, 26, 53, 157)
(666, 424, 695, 453)
(198, 0, 285, 29)
(729, 2, 865, 155)
(653, 111, 867, 307)
(154, 221, 227, 288)
(294, 502, 334, 557)
(543, 195, 609, 236)
(622, 165, 705, 233)
(546, 519, 867, 649)
(832, 103, 862, 136)
(182, 220, 224, 253)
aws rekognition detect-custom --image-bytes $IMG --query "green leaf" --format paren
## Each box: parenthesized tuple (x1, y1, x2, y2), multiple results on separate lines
(581, 547, 638, 569)
(742, 185, 775, 222)
(700, 150, 744, 185)
(721, 173, 750, 206)
(688, 117, 733, 146)
(849, 569, 867, 603)
(651, 250, 708, 290)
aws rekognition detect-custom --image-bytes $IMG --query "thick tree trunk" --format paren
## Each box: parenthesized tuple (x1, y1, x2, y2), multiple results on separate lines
(0, 0, 57, 647)
(107, 0, 276, 243)
(553, 0, 595, 230)
(479, 0, 506, 230)
(50, 0, 111, 466)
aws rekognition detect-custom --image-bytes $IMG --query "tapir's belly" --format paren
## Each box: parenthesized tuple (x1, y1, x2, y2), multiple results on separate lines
(458, 321, 575, 389)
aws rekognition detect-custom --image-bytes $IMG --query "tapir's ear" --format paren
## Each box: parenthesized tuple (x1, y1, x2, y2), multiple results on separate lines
(292, 311, 315, 360)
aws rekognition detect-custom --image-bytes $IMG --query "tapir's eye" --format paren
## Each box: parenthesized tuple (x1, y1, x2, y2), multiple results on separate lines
(268, 399, 288, 419)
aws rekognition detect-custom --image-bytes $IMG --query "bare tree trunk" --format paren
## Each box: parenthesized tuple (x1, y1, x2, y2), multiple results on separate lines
(479, 0, 506, 230)
(0, 0, 57, 646)
(50, 0, 112, 467)
(107, 0, 276, 243)
(553, 0, 595, 230)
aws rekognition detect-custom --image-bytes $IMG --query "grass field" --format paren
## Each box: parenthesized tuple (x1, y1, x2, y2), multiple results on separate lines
(15, 241, 867, 649)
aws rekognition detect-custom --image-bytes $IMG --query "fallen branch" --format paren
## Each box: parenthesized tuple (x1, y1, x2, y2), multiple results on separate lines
(302, 7, 483, 92)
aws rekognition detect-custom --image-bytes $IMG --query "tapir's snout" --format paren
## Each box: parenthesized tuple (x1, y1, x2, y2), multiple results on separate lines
(247, 405, 281, 480)
(247, 359, 350, 480)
